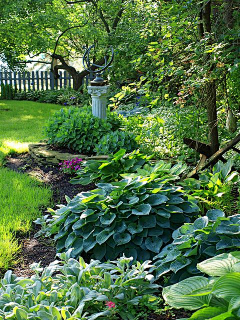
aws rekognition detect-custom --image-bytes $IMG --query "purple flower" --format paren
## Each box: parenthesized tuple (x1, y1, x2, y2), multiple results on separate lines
(70, 96, 76, 100)
(64, 102, 68, 105)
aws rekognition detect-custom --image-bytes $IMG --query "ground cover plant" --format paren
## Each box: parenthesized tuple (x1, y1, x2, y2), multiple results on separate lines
(153, 210, 240, 283)
(0, 254, 160, 320)
(0, 100, 61, 270)
(181, 160, 240, 215)
(36, 175, 199, 262)
(163, 251, 240, 319)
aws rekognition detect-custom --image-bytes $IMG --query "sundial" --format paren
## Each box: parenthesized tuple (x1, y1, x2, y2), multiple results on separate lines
(82, 45, 114, 85)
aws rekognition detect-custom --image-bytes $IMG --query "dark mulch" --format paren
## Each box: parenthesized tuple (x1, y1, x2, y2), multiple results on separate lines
(4, 153, 192, 319)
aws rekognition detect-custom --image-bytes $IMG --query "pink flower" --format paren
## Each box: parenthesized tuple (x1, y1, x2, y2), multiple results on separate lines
(105, 301, 115, 309)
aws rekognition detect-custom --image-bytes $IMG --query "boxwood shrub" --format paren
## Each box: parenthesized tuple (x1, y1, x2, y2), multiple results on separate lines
(36, 177, 199, 261)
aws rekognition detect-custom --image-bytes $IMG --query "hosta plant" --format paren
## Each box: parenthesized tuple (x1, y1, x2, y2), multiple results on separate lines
(163, 251, 240, 320)
(71, 149, 153, 185)
(71, 148, 187, 186)
(36, 177, 199, 261)
(153, 210, 240, 283)
(0, 253, 160, 320)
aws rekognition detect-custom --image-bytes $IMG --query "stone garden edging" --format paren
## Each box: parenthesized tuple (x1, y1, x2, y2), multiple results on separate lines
(28, 143, 108, 166)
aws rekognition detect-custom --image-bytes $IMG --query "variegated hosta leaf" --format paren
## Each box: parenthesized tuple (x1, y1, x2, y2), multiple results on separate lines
(162, 276, 211, 310)
(197, 252, 240, 277)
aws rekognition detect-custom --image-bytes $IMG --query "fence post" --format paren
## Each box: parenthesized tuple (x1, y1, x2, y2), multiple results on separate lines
(36, 71, 40, 90)
(45, 71, 48, 90)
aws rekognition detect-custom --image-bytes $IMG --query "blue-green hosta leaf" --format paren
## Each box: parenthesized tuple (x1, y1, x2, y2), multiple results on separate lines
(72, 219, 86, 230)
(189, 307, 230, 320)
(88, 310, 111, 320)
(170, 213, 186, 224)
(216, 221, 240, 235)
(148, 227, 163, 236)
(156, 209, 170, 218)
(145, 237, 163, 253)
(179, 202, 199, 214)
(64, 214, 79, 227)
(54, 229, 68, 240)
(128, 223, 143, 235)
(148, 194, 169, 206)
(115, 221, 127, 233)
(124, 248, 138, 261)
(139, 215, 156, 228)
(162, 276, 210, 310)
(96, 230, 114, 245)
(93, 244, 106, 260)
(165, 205, 183, 213)
(65, 232, 77, 248)
(100, 212, 116, 226)
(83, 236, 97, 252)
(216, 237, 233, 250)
(193, 217, 209, 230)
(128, 196, 139, 205)
(170, 256, 191, 273)
(80, 209, 95, 219)
(113, 232, 131, 245)
(207, 209, 225, 221)
(71, 238, 83, 257)
(132, 204, 151, 215)
(132, 236, 143, 246)
(168, 196, 184, 205)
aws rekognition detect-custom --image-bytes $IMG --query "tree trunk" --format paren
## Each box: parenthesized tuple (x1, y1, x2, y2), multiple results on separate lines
(206, 80, 219, 154)
(202, 0, 220, 155)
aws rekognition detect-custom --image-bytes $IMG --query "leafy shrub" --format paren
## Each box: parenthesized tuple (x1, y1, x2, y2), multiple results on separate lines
(181, 160, 239, 214)
(71, 149, 152, 185)
(153, 210, 240, 282)
(1, 83, 16, 99)
(36, 177, 199, 261)
(163, 251, 240, 320)
(71, 148, 186, 186)
(44, 106, 112, 154)
(0, 254, 160, 320)
(94, 130, 139, 155)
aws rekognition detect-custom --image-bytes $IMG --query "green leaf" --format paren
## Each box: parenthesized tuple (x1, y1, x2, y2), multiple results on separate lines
(132, 204, 151, 215)
(83, 235, 97, 252)
(213, 273, 240, 300)
(148, 194, 169, 206)
(145, 237, 163, 253)
(165, 205, 183, 213)
(100, 212, 116, 225)
(113, 232, 131, 245)
(193, 217, 209, 230)
(128, 223, 143, 235)
(93, 244, 106, 260)
(65, 232, 76, 248)
(156, 209, 170, 218)
(139, 215, 156, 228)
(163, 276, 210, 310)
(71, 238, 83, 257)
(189, 307, 229, 320)
(207, 209, 225, 221)
(96, 230, 114, 245)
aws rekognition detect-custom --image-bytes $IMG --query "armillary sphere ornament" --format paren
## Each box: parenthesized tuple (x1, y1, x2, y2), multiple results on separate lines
(82, 45, 114, 85)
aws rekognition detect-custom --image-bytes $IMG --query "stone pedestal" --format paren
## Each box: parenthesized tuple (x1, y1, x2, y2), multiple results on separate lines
(87, 85, 110, 119)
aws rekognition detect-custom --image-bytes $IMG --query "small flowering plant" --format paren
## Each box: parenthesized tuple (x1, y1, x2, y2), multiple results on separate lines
(59, 157, 82, 174)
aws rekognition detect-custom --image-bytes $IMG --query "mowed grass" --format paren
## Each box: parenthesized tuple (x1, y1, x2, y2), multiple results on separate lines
(0, 100, 62, 270)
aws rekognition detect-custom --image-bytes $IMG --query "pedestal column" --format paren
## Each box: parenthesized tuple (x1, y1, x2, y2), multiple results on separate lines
(87, 85, 110, 119)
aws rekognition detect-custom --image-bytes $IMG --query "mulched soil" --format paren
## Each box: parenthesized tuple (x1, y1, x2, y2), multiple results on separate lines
(4, 153, 191, 319)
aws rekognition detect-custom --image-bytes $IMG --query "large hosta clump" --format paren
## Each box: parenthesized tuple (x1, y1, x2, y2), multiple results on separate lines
(153, 210, 240, 283)
(40, 177, 199, 261)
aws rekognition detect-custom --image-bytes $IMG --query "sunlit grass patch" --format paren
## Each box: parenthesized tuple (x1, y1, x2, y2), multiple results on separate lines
(0, 164, 52, 270)
(0, 100, 61, 270)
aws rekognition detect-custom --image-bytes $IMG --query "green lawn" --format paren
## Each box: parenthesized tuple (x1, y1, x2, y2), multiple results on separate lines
(0, 100, 62, 270)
